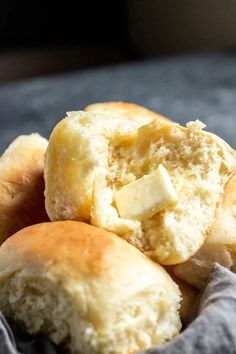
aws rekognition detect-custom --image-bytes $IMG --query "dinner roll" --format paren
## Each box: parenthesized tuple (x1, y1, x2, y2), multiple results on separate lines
(0, 221, 181, 354)
(174, 171, 236, 289)
(177, 279, 198, 325)
(167, 269, 199, 325)
(44, 110, 236, 265)
(0, 134, 49, 245)
(85, 101, 171, 124)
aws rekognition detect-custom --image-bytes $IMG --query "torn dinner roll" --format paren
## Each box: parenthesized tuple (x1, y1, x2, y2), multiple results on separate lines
(44, 108, 236, 265)
(0, 221, 181, 354)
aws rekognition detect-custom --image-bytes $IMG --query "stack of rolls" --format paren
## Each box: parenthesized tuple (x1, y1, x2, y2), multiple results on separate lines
(0, 102, 236, 354)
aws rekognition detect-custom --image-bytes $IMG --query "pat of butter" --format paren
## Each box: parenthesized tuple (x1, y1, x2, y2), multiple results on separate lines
(114, 164, 178, 220)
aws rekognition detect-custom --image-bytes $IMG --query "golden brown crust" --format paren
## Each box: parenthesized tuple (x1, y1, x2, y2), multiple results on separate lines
(0, 134, 49, 245)
(6, 221, 116, 276)
(85, 101, 172, 123)
(3, 221, 179, 284)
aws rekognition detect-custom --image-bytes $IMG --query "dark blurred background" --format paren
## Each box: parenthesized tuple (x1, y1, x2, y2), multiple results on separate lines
(1, 0, 236, 83)
(1, 0, 236, 151)
(0, 1, 127, 82)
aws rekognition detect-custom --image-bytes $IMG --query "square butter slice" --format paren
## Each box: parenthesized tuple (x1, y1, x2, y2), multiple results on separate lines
(114, 164, 178, 220)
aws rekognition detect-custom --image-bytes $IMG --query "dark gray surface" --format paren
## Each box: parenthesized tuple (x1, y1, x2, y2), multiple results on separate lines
(0, 51, 236, 152)
(1, 264, 236, 354)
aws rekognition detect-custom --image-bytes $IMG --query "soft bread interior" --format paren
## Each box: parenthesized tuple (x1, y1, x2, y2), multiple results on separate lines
(99, 120, 231, 264)
(45, 112, 236, 265)
(0, 272, 180, 354)
(0, 221, 181, 354)
(174, 171, 236, 288)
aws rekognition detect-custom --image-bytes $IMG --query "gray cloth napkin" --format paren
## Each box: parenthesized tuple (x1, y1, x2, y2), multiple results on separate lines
(0, 312, 20, 354)
(1, 264, 236, 354)
(0, 314, 57, 354)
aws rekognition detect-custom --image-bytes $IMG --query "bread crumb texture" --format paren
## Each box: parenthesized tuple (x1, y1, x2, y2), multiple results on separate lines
(174, 171, 236, 289)
(45, 112, 236, 265)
